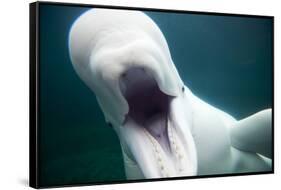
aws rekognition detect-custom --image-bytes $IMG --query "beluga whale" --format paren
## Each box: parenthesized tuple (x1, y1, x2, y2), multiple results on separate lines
(69, 8, 272, 179)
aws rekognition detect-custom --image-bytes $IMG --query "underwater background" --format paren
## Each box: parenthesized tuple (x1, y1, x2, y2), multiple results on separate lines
(38, 4, 273, 187)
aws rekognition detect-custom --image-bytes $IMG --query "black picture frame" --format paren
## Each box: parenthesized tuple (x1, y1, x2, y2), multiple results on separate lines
(30, 1, 274, 188)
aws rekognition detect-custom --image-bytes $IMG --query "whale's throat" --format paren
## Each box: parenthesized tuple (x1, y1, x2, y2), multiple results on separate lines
(119, 67, 173, 154)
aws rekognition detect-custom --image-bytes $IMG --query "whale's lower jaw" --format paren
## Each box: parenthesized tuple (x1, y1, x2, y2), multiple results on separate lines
(119, 67, 197, 178)
(122, 117, 196, 178)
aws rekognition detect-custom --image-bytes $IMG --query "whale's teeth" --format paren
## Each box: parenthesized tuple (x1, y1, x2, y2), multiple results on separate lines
(143, 128, 168, 177)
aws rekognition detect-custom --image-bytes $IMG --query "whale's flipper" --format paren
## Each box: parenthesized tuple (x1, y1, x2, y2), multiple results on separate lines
(230, 109, 272, 158)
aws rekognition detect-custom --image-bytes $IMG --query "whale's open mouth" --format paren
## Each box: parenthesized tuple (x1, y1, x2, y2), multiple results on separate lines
(120, 67, 173, 154)
(118, 67, 196, 178)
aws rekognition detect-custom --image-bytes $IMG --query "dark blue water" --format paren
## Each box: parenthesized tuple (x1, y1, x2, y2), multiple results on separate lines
(38, 4, 273, 187)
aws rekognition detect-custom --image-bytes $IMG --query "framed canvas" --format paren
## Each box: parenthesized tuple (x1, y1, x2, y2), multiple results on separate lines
(29, 1, 274, 188)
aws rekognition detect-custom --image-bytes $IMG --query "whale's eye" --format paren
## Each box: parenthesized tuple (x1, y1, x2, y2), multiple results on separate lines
(107, 122, 113, 127)
(182, 86, 185, 92)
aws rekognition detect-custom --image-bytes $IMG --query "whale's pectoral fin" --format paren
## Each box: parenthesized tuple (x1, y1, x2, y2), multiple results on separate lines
(230, 109, 272, 159)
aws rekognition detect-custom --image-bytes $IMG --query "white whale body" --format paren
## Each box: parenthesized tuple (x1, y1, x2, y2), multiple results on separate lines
(69, 9, 272, 179)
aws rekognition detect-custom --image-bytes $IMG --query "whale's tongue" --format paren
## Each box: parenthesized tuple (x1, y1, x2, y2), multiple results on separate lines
(144, 113, 171, 154)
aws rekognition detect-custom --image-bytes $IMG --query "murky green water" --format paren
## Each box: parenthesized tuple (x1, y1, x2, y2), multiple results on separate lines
(38, 4, 273, 187)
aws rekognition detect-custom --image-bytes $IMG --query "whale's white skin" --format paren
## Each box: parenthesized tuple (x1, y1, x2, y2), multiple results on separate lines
(69, 9, 272, 179)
